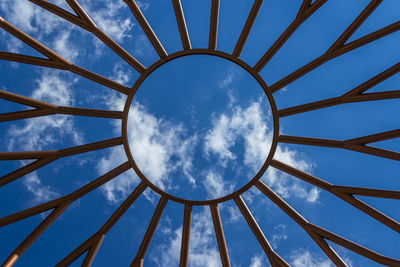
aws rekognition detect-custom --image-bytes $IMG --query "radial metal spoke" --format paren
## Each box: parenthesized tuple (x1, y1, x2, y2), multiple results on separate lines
(327, 0, 383, 53)
(0, 89, 123, 121)
(0, 137, 123, 186)
(81, 234, 105, 267)
(208, 0, 220, 50)
(124, 0, 167, 59)
(254, 0, 327, 71)
(0, 151, 56, 160)
(172, 0, 191, 50)
(278, 132, 400, 161)
(0, 107, 123, 122)
(346, 129, 400, 145)
(0, 52, 66, 69)
(271, 159, 400, 232)
(0, 162, 130, 228)
(67, 64, 130, 95)
(2, 204, 70, 267)
(28, 0, 145, 73)
(56, 182, 147, 267)
(0, 17, 130, 95)
(333, 185, 400, 199)
(279, 62, 400, 117)
(234, 196, 290, 267)
(0, 197, 66, 228)
(279, 91, 400, 117)
(179, 204, 192, 267)
(28, 0, 89, 30)
(309, 224, 400, 266)
(0, 158, 57, 187)
(0, 17, 68, 63)
(210, 204, 230, 267)
(269, 18, 400, 93)
(232, 0, 263, 57)
(266, 0, 400, 91)
(255, 180, 347, 266)
(131, 196, 168, 267)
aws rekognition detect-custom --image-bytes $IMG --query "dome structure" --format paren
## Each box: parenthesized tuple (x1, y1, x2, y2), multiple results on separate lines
(0, 0, 399, 266)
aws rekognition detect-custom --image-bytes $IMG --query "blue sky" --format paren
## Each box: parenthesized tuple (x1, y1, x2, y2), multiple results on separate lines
(0, 0, 399, 266)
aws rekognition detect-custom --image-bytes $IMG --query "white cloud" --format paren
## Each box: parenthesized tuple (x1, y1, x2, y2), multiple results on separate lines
(218, 73, 234, 89)
(204, 98, 320, 203)
(271, 224, 288, 249)
(132, 34, 154, 57)
(6, 71, 82, 203)
(127, 102, 197, 189)
(8, 71, 82, 151)
(81, 0, 134, 43)
(250, 253, 268, 267)
(290, 250, 333, 267)
(204, 100, 273, 170)
(0, 0, 81, 62)
(203, 170, 235, 199)
(22, 171, 59, 205)
(151, 207, 221, 267)
(204, 114, 237, 165)
(226, 205, 241, 222)
(97, 93, 197, 202)
(110, 63, 131, 86)
(0, 0, 51, 34)
(52, 30, 79, 62)
(97, 146, 140, 203)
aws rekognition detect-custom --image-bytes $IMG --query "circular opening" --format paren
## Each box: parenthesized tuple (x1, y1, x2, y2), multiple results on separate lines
(123, 52, 277, 203)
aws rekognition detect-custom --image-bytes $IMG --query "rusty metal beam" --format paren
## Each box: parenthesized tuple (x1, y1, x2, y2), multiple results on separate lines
(327, 0, 383, 53)
(0, 17, 131, 94)
(208, 0, 220, 50)
(309, 224, 400, 266)
(56, 182, 147, 267)
(255, 180, 347, 265)
(233, 0, 263, 58)
(0, 89, 123, 121)
(179, 204, 192, 267)
(254, 0, 327, 71)
(124, 0, 167, 59)
(269, 19, 400, 93)
(29, 0, 145, 72)
(131, 197, 168, 267)
(0, 52, 65, 69)
(172, 0, 191, 50)
(210, 204, 230, 267)
(234, 196, 289, 267)
(0, 137, 123, 186)
(279, 62, 400, 117)
(0, 162, 130, 228)
(271, 160, 400, 232)
(278, 131, 400, 161)
(2, 204, 70, 267)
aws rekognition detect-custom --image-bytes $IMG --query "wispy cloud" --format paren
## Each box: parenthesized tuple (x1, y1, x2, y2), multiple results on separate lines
(97, 94, 197, 203)
(150, 207, 221, 267)
(290, 250, 334, 267)
(52, 30, 79, 62)
(22, 172, 59, 205)
(250, 253, 268, 267)
(81, 0, 134, 43)
(271, 224, 288, 249)
(203, 170, 235, 199)
(6, 71, 83, 203)
(203, 96, 320, 202)
(0, 0, 81, 61)
(7, 71, 82, 151)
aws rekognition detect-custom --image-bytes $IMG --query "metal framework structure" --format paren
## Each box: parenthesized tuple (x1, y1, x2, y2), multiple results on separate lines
(0, 0, 399, 266)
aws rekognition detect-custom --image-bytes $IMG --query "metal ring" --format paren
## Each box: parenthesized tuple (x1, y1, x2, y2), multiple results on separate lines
(122, 49, 280, 205)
